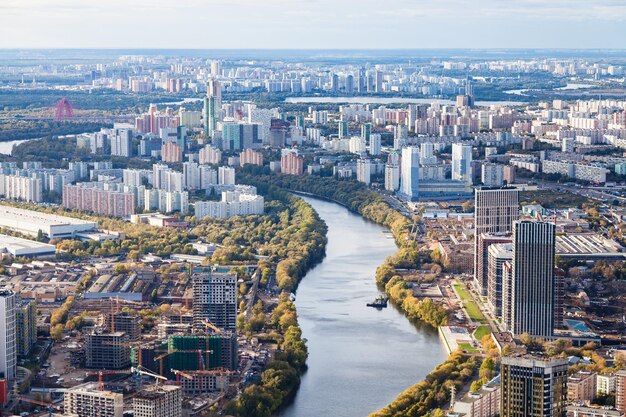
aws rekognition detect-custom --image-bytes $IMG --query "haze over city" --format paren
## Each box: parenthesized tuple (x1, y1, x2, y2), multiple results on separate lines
(2, 0, 626, 49)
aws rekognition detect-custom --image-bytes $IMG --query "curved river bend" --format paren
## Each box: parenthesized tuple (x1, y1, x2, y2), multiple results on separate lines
(280, 196, 446, 417)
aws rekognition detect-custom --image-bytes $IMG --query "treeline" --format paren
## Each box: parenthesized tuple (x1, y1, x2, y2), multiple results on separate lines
(9, 136, 91, 166)
(368, 351, 479, 417)
(242, 172, 449, 327)
(0, 120, 106, 143)
(226, 295, 308, 417)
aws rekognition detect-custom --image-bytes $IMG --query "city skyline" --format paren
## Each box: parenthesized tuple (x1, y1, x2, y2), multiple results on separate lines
(1, 0, 626, 49)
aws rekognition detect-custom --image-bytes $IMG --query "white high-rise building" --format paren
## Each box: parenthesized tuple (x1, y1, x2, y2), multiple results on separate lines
(0, 289, 16, 386)
(452, 143, 473, 184)
(481, 163, 504, 187)
(369, 134, 382, 156)
(357, 158, 372, 185)
(183, 162, 200, 190)
(385, 164, 400, 191)
(420, 142, 437, 165)
(218, 167, 236, 185)
(400, 146, 420, 201)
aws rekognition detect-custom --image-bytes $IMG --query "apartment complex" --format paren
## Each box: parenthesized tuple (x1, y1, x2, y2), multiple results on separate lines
(63, 183, 135, 217)
(281, 152, 304, 175)
(85, 331, 131, 370)
(15, 299, 36, 357)
(0, 174, 43, 202)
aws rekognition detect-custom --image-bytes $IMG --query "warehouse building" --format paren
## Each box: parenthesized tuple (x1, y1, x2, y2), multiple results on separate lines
(0, 234, 56, 257)
(0, 205, 97, 239)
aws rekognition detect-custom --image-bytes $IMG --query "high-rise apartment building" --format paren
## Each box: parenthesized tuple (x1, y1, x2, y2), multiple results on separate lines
(616, 371, 626, 413)
(399, 146, 420, 201)
(503, 221, 557, 337)
(133, 384, 182, 417)
(487, 242, 513, 318)
(452, 143, 473, 183)
(64, 383, 124, 417)
(63, 184, 135, 218)
(192, 270, 237, 331)
(369, 134, 382, 156)
(198, 145, 222, 165)
(281, 152, 304, 176)
(203, 79, 222, 138)
(218, 166, 236, 185)
(15, 299, 36, 357)
(473, 188, 519, 295)
(162, 142, 183, 163)
(385, 164, 400, 191)
(357, 158, 372, 185)
(500, 355, 568, 417)
(567, 371, 597, 404)
(106, 312, 141, 342)
(0, 290, 16, 386)
(239, 149, 264, 167)
(221, 122, 261, 151)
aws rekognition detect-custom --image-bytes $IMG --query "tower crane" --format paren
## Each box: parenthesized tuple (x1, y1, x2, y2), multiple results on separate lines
(17, 397, 60, 417)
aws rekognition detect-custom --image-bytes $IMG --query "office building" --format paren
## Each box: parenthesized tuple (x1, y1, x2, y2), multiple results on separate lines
(452, 143, 473, 184)
(133, 385, 182, 417)
(0, 290, 16, 385)
(15, 299, 36, 357)
(281, 152, 304, 176)
(64, 383, 123, 417)
(500, 355, 568, 417)
(503, 221, 557, 337)
(192, 271, 237, 331)
(474, 188, 519, 295)
(399, 146, 420, 201)
(85, 330, 131, 370)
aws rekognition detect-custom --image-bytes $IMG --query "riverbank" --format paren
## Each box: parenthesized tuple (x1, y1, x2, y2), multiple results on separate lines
(241, 173, 470, 416)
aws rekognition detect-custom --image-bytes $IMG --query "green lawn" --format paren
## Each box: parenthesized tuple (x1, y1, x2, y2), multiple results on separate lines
(453, 281, 486, 323)
(473, 325, 491, 341)
(458, 342, 479, 353)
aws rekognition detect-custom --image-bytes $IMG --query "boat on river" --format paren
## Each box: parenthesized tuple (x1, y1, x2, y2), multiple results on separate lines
(366, 295, 388, 308)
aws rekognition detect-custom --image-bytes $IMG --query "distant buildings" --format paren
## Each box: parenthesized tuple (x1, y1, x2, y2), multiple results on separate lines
(161, 142, 183, 163)
(198, 145, 222, 165)
(385, 164, 400, 191)
(357, 158, 372, 185)
(239, 149, 264, 167)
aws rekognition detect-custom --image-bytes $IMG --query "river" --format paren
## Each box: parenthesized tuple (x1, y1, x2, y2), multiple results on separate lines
(279, 196, 446, 417)
(0, 139, 31, 155)
(285, 96, 526, 107)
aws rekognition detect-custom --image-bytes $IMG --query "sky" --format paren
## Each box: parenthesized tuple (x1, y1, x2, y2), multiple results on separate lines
(1, 0, 625, 49)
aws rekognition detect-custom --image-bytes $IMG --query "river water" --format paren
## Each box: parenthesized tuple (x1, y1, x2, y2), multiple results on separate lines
(279, 196, 446, 417)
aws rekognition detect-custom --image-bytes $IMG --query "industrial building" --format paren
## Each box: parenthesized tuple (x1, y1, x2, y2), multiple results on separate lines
(0, 205, 97, 239)
(64, 383, 124, 417)
(0, 234, 56, 257)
